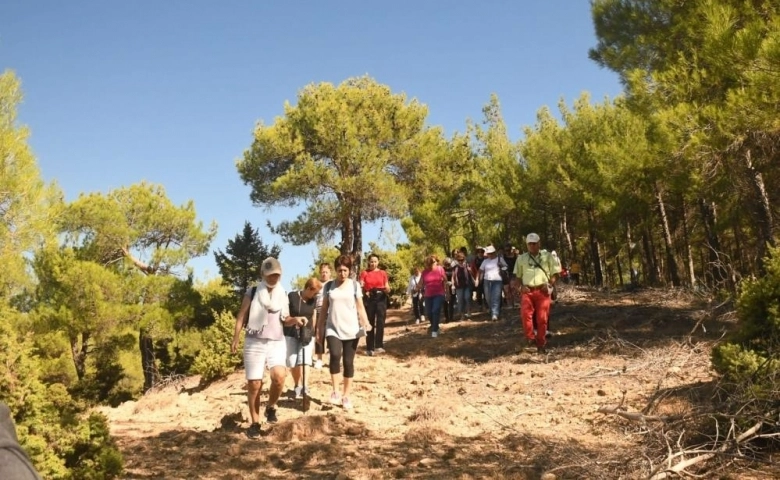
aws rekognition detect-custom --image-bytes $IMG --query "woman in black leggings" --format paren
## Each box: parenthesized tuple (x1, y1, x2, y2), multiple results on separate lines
(317, 255, 371, 410)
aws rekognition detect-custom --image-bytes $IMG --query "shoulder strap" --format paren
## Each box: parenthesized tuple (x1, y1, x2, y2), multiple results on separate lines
(530, 255, 551, 282)
(242, 286, 258, 327)
(353, 279, 358, 298)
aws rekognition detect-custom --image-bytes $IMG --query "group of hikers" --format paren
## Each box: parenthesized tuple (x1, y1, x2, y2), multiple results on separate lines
(231, 233, 561, 438)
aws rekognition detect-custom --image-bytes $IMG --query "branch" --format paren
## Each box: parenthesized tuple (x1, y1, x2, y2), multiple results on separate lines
(647, 421, 763, 480)
(121, 246, 154, 275)
(597, 405, 673, 424)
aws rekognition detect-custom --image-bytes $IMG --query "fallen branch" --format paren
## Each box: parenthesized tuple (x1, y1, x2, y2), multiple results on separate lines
(597, 405, 673, 424)
(647, 421, 763, 480)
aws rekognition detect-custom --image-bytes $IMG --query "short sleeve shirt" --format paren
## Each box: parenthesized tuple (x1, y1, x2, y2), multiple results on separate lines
(513, 251, 561, 287)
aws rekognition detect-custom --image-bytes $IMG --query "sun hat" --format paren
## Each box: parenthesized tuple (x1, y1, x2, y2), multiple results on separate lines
(484, 245, 497, 254)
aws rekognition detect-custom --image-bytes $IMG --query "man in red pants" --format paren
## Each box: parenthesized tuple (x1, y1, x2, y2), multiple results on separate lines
(512, 233, 560, 354)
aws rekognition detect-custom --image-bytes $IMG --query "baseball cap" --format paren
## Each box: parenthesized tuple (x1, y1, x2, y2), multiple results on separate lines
(261, 257, 282, 277)
(526, 233, 540, 243)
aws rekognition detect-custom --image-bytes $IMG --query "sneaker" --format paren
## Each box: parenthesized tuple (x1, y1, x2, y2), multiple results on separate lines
(415, 318, 421, 324)
(264, 406, 278, 423)
(431, 331, 439, 338)
(294, 386, 305, 399)
(366, 350, 374, 356)
(537, 346, 547, 355)
(465, 313, 471, 320)
(375, 348, 386, 354)
(342, 396, 353, 410)
(314, 359, 323, 369)
(246, 422, 261, 439)
(329, 391, 341, 405)
(491, 316, 498, 322)
(546, 331, 554, 338)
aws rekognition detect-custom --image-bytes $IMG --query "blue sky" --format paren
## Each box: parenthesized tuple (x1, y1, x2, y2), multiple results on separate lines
(1, 1, 622, 287)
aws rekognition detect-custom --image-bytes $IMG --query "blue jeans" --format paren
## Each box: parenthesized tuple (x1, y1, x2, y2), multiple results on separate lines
(455, 286, 471, 316)
(483, 280, 503, 319)
(425, 295, 444, 332)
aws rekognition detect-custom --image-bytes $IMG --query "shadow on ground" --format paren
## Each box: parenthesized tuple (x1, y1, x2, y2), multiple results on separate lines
(382, 287, 734, 365)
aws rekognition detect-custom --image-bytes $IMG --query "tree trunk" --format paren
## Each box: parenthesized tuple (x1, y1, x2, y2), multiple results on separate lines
(699, 198, 727, 286)
(140, 328, 159, 392)
(562, 207, 574, 264)
(642, 227, 659, 285)
(614, 237, 624, 288)
(626, 222, 637, 284)
(681, 198, 696, 287)
(70, 333, 89, 381)
(587, 209, 604, 287)
(655, 184, 680, 287)
(352, 211, 363, 274)
(744, 148, 776, 273)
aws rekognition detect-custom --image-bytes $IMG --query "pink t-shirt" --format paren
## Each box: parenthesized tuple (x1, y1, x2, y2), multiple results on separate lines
(421, 266, 446, 297)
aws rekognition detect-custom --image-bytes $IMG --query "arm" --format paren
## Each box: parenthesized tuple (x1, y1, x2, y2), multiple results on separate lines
(355, 295, 371, 331)
(231, 295, 251, 354)
(383, 270, 390, 293)
(316, 295, 329, 345)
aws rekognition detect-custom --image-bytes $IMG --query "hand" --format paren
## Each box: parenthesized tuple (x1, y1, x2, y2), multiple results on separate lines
(520, 285, 530, 294)
(544, 284, 552, 295)
(363, 323, 373, 332)
(298, 317, 308, 327)
(231, 337, 239, 354)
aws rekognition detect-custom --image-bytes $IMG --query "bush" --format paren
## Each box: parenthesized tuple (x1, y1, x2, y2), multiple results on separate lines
(0, 309, 123, 479)
(712, 246, 780, 385)
(191, 310, 243, 382)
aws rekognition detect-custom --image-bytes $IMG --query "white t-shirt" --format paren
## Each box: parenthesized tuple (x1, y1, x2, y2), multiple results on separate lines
(325, 279, 362, 340)
(479, 257, 503, 282)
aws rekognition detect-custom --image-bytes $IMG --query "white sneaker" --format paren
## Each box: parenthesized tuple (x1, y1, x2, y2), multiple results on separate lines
(415, 318, 421, 324)
(314, 359, 323, 370)
(294, 386, 306, 399)
(431, 331, 438, 338)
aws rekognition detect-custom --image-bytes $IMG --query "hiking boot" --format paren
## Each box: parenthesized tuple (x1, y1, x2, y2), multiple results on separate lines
(246, 422, 261, 439)
(329, 391, 341, 405)
(342, 396, 353, 410)
(537, 346, 547, 355)
(314, 359, 323, 369)
(264, 406, 278, 424)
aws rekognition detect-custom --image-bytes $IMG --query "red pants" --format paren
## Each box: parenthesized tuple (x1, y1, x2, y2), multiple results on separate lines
(521, 289, 551, 347)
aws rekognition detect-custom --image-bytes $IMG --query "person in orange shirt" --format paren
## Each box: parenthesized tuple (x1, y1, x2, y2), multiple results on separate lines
(359, 254, 390, 356)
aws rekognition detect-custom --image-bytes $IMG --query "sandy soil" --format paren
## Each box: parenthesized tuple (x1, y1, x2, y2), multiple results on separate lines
(97, 286, 770, 479)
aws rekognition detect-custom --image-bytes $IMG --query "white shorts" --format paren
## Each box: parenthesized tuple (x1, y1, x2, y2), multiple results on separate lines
(243, 337, 287, 380)
(285, 336, 314, 368)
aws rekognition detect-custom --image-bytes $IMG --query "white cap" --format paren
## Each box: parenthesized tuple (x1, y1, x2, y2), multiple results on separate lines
(526, 233, 540, 243)
(261, 257, 282, 277)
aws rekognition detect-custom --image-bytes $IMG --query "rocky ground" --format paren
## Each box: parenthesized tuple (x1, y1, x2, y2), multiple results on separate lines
(98, 286, 777, 479)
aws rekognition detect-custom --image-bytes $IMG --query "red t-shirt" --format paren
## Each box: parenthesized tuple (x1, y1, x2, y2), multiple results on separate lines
(360, 269, 388, 291)
(421, 266, 446, 297)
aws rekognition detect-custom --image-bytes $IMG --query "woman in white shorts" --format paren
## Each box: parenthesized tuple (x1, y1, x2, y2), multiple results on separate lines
(231, 257, 289, 439)
(284, 277, 322, 398)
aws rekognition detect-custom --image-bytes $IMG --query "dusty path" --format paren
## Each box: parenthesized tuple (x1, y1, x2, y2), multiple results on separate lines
(100, 287, 727, 479)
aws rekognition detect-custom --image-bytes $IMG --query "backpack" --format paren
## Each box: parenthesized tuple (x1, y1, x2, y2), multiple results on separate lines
(241, 286, 258, 328)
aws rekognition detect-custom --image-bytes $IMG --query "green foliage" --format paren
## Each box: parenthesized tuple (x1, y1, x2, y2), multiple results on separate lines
(712, 246, 780, 385)
(191, 310, 243, 382)
(0, 308, 123, 479)
(0, 71, 62, 298)
(238, 75, 441, 260)
(214, 221, 281, 304)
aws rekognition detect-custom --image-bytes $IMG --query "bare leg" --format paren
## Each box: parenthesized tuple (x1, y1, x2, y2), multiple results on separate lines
(342, 376, 352, 398)
(290, 365, 302, 387)
(330, 372, 342, 395)
(247, 379, 263, 424)
(267, 366, 286, 408)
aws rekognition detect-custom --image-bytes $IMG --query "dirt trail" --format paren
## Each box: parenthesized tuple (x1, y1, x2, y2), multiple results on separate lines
(99, 287, 727, 479)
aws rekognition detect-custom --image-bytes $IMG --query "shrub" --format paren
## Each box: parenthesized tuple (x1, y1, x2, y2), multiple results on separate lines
(712, 246, 780, 386)
(191, 310, 243, 382)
